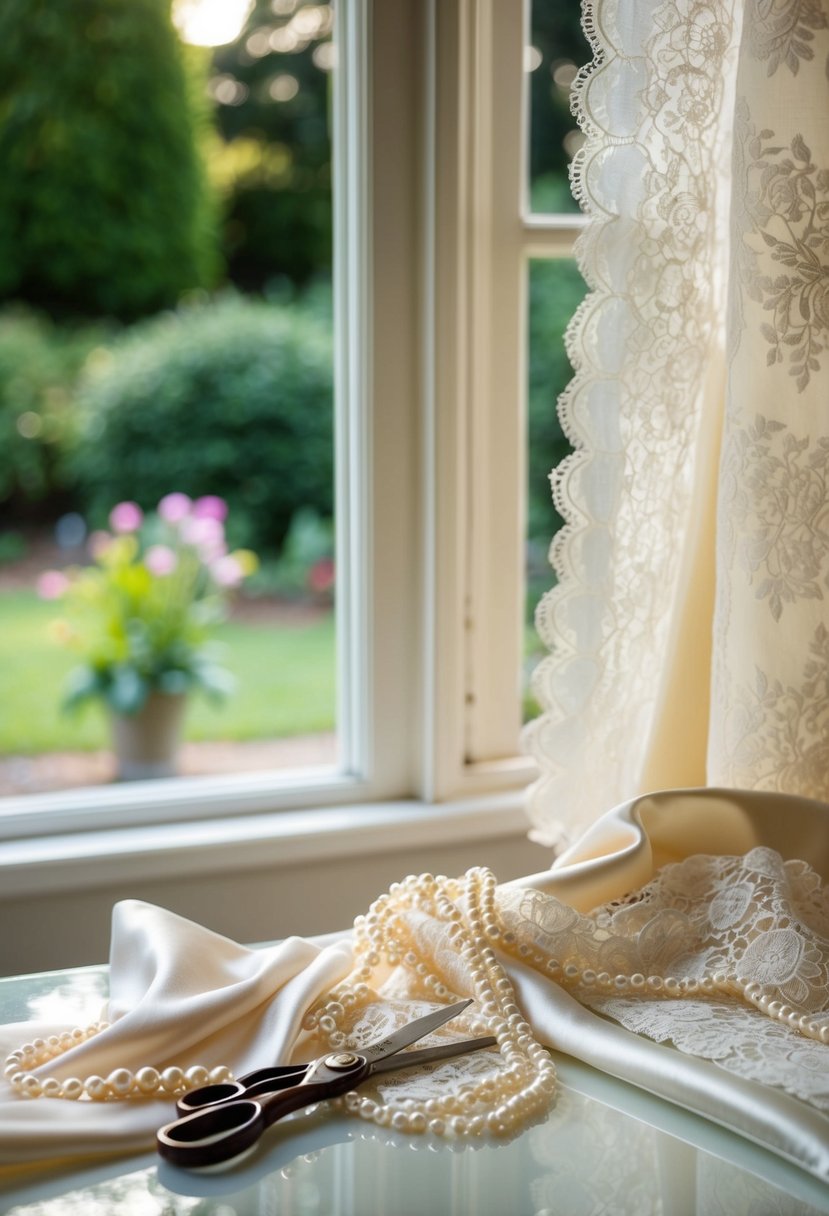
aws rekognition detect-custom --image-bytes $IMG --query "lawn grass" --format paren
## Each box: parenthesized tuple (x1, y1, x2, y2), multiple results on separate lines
(0, 590, 336, 754)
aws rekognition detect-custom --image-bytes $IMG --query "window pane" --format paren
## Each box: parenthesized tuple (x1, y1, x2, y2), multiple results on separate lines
(524, 258, 586, 719)
(527, 0, 591, 214)
(0, 0, 337, 797)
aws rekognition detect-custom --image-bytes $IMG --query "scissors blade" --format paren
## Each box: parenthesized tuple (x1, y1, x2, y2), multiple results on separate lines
(360, 998, 474, 1065)
(370, 1034, 497, 1075)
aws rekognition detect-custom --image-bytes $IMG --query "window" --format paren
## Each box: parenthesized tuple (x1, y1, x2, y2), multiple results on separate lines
(0, 0, 585, 848)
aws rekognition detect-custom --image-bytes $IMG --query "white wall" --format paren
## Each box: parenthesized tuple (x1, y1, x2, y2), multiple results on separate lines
(1, 826, 545, 976)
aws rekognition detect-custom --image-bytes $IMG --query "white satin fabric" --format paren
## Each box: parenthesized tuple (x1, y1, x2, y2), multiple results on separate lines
(1, 788, 827, 1182)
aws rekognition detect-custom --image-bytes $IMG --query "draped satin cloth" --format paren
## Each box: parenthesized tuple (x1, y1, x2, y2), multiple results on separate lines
(1, 788, 827, 1182)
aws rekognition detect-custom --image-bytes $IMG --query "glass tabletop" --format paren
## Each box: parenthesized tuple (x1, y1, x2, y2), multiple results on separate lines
(1, 965, 827, 1216)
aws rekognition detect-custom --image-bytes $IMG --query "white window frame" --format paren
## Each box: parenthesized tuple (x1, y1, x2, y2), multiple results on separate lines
(0, 0, 585, 852)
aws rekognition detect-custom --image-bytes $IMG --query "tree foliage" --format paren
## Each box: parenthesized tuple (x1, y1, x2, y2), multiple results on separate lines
(208, 0, 333, 290)
(0, 0, 219, 320)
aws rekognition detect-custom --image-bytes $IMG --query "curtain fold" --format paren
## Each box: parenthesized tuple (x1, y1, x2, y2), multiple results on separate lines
(525, 0, 829, 847)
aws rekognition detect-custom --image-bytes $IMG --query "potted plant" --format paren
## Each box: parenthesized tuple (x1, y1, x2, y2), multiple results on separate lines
(38, 493, 256, 781)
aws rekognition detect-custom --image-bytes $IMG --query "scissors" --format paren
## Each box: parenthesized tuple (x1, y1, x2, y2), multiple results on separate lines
(156, 998, 495, 1170)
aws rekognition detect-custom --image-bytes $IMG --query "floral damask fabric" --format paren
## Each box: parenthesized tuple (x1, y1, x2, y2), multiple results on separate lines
(526, 0, 829, 844)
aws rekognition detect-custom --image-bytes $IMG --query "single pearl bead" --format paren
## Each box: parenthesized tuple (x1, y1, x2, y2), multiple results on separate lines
(184, 1066, 210, 1088)
(41, 1078, 63, 1098)
(107, 1068, 134, 1096)
(409, 1111, 427, 1133)
(428, 1117, 445, 1136)
(62, 1077, 84, 1100)
(209, 1065, 232, 1085)
(85, 1076, 108, 1101)
(391, 1110, 409, 1131)
(136, 1067, 161, 1094)
(161, 1067, 185, 1093)
(21, 1075, 43, 1098)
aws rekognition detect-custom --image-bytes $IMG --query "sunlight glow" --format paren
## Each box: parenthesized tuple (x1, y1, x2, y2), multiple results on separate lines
(173, 0, 254, 47)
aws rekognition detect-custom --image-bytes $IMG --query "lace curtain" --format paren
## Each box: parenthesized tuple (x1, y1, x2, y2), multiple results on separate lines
(525, 0, 829, 846)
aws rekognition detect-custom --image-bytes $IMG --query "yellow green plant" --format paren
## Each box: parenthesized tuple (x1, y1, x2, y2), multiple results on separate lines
(39, 494, 256, 715)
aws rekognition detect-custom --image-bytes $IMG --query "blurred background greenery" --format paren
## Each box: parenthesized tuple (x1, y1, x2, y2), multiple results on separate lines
(0, 0, 589, 758)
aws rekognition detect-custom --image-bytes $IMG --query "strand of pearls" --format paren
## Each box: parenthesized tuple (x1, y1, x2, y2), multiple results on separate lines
(3, 1023, 233, 1101)
(303, 868, 558, 1140)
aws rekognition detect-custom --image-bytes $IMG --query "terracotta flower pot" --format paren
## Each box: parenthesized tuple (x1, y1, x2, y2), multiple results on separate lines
(110, 691, 187, 782)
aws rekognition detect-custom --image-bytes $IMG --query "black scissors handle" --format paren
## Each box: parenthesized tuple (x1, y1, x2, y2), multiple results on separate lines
(175, 1064, 309, 1116)
(157, 1052, 370, 1169)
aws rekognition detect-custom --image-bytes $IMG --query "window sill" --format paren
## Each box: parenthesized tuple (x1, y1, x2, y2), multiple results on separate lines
(0, 792, 534, 899)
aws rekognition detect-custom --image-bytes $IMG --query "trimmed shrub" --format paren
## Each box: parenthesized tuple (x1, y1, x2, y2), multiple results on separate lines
(0, 0, 218, 320)
(68, 294, 333, 554)
(0, 308, 106, 518)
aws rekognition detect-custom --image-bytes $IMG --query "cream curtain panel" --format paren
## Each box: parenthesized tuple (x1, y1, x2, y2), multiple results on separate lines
(525, 0, 829, 847)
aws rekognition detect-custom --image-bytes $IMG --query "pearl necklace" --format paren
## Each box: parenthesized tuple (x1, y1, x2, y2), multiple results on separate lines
(6, 866, 827, 1140)
(303, 867, 558, 1138)
(3, 1025, 234, 1101)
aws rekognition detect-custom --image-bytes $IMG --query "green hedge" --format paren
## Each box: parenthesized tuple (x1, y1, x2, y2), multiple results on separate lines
(68, 294, 333, 554)
(0, 0, 218, 320)
(0, 308, 105, 518)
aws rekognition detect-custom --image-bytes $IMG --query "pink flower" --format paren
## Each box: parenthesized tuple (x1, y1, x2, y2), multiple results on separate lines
(88, 530, 112, 560)
(157, 492, 192, 524)
(181, 515, 224, 549)
(210, 555, 244, 587)
(109, 501, 143, 534)
(308, 557, 335, 594)
(144, 545, 178, 577)
(193, 495, 228, 522)
(37, 570, 69, 600)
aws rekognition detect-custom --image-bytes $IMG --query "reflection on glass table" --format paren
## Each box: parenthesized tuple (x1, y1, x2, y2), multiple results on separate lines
(1, 965, 827, 1216)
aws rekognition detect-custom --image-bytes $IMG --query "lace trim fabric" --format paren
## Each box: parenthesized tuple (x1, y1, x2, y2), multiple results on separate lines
(525, 0, 829, 842)
(523, 0, 742, 846)
(498, 847, 829, 1113)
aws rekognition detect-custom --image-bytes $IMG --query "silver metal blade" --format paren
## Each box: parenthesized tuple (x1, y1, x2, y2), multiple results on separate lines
(370, 1035, 497, 1075)
(360, 998, 474, 1065)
